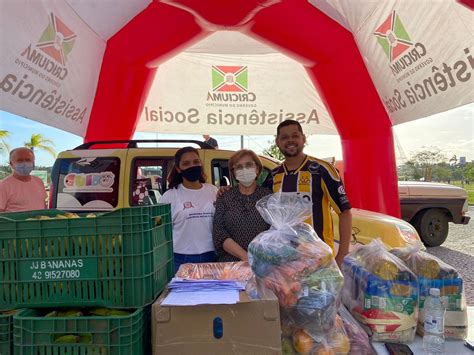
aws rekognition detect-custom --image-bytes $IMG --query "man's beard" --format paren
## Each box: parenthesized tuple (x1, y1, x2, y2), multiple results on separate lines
(280, 145, 303, 158)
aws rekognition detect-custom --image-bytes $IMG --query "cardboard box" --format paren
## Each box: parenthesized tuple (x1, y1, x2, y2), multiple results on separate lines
(152, 290, 282, 354)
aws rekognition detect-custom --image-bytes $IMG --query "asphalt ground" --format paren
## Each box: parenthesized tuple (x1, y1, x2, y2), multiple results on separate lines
(425, 206, 474, 306)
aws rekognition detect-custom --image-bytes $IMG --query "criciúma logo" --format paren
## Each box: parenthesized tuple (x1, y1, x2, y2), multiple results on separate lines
(207, 65, 256, 102)
(20, 13, 76, 81)
(374, 11, 428, 76)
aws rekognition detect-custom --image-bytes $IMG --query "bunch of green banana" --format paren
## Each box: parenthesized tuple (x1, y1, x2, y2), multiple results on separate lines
(54, 333, 92, 343)
(45, 309, 83, 317)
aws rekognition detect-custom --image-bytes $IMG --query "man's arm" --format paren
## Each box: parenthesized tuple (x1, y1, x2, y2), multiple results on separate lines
(335, 209, 352, 267)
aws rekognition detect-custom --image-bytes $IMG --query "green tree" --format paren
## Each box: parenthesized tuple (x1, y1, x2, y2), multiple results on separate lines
(397, 160, 422, 181)
(408, 147, 447, 182)
(432, 164, 452, 182)
(465, 164, 474, 183)
(0, 130, 10, 156)
(24, 134, 56, 158)
(262, 138, 285, 161)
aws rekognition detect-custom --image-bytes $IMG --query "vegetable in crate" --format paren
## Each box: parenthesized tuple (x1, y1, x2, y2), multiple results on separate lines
(340, 240, 418, 343)
(248, 193, 343, 339)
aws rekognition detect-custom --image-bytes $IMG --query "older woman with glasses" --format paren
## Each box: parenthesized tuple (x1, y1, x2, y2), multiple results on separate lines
(213, 149, 272, 262)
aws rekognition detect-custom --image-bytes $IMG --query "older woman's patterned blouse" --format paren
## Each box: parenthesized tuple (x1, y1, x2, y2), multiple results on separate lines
(213, 185, 271, 262)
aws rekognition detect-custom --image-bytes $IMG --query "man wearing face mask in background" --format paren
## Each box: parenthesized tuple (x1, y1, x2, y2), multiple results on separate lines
(213, 149, 271, 262)
(0, 147, 47, 212)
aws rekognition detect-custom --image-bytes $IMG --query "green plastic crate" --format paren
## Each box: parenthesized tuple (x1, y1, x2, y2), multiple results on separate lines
(0, 310, 16, 355)
(13, 308, 145, 355)
(0, 205, 174, 309)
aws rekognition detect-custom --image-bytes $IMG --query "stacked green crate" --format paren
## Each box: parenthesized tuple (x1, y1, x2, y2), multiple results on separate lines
(0, 310, 15, 355)
(13, 308, 145, 354)
(0, 204, 173, 309)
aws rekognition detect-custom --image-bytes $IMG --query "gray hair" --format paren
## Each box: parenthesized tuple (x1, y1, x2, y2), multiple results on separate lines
(9, 147, 35, 162)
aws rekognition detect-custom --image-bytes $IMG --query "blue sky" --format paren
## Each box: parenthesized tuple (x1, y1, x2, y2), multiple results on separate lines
(1, 104, 473, 167)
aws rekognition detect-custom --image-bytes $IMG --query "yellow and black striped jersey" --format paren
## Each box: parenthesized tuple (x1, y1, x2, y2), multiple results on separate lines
(267, 155, 351, 251)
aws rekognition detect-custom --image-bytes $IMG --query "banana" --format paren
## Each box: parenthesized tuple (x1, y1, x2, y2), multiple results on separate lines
(89, 308, 130, 316)
(107, 309, 130, 316)
(86, 213, 97, 218)
(44, 310, 58, 317)
(89, 308, 110, 316)
(54, 334, 80, 343)
(0, 309, 17, 315)
(57, 310, 83, 317)
(55, 214, 68, 219)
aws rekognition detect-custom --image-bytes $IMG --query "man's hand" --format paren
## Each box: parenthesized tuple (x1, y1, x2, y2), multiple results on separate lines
(335, 251, 347, 268)
(217, 185, 231, 198)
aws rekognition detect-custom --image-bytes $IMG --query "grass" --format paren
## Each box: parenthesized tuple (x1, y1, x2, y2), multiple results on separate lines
(451, 181, 474, 205)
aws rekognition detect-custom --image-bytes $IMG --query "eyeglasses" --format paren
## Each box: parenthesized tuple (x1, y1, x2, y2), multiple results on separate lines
(234, 162, 256, 171)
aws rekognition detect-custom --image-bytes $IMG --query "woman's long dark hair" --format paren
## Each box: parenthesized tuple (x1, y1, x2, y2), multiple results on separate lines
(167, 146, 206, 189)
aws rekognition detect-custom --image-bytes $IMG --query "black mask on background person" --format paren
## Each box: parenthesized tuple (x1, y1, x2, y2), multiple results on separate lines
(181, 166, 202, 182)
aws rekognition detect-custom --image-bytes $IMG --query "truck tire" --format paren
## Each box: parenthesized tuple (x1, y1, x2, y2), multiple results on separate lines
(412, 209, 449, 247)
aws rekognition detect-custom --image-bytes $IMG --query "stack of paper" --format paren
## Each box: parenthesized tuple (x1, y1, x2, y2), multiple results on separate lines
(168, 278, 246, 292)
(161, 278, 246, 306)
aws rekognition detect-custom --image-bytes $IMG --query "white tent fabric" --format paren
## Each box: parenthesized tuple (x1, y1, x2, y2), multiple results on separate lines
(0, 0, 105, 137)
(138, 32, 336, 135)
(318, 0, 474, 125)
(0, 0, 473, 137)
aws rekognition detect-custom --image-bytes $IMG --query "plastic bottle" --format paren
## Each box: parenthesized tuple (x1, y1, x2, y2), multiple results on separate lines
(423, 288, 446, 354)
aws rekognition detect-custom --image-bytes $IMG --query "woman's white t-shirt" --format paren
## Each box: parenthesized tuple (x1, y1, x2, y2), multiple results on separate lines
(159, 183, 218, 254)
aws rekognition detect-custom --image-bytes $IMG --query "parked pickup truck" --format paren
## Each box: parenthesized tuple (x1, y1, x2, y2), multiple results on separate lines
(399, 181, 470, 247)
(332, 159, 470, 247)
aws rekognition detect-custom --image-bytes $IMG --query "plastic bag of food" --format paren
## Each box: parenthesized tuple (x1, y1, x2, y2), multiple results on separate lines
(176, 261, 253, 282)
(282, 314, 351, 354)
(248, 193, 343, 339)
(390, 244, 467, 339)
(338, 306, 376, 355)
(341, 240, 418, 343)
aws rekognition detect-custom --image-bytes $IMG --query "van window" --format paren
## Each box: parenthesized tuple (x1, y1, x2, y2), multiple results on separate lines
(131, 158, 173, 206)
(53, 157, 120, 211)
(257, 167, 271, 187)
(211, 159, 230, 187)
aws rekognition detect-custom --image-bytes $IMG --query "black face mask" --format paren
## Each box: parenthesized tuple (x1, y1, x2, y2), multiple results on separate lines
(181, 166, 202, 182)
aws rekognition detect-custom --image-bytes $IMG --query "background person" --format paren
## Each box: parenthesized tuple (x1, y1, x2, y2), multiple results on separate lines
(269, 120, 352, 266)
(202, 134, 218, 149)
(159, 146, 218, 272)
(0, 147, 46, 212)
(213, 149, 271, 262)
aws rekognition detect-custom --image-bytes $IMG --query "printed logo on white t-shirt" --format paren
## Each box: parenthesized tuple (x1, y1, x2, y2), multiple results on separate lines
(183, 201, 194, 210)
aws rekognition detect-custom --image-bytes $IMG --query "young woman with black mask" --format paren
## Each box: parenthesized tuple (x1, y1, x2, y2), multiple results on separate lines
(159, 146, 218, 272)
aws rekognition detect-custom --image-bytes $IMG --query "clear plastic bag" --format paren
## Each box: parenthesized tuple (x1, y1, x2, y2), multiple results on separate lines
(390, 244, 467, 340)
(248, 193, 344, 339)
(282, 315, 351, 354)
(338, 306, 376, 355)
(175, 261, 253, 282)
(341, 240, 418, 343)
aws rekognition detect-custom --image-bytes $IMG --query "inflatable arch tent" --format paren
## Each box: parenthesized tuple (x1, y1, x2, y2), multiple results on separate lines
(1, 0, 473, 217)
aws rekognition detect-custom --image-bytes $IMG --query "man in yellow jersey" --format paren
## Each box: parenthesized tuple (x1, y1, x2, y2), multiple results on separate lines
(269, 120, 352, 266)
